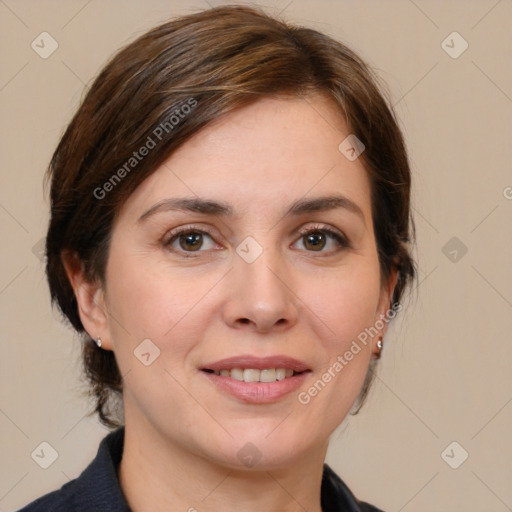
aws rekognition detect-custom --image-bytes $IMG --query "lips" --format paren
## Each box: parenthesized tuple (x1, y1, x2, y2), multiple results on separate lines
(201, 355, 311, 373)
(200, 355, 311, 403)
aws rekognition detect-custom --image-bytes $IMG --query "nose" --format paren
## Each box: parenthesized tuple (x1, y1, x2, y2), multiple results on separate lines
(221, 247, 299, 334)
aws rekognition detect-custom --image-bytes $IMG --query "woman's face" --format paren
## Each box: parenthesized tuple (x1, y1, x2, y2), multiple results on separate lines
(94, 94, 395, 469)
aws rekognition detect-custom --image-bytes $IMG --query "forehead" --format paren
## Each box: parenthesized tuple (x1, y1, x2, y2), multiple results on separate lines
(118, 94, 372, 224)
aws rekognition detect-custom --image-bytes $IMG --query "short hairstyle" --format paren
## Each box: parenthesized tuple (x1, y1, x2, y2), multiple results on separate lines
(45, 5, 416, 428)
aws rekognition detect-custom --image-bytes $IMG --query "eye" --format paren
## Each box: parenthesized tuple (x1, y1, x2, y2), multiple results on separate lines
(293, 225, 350, 253)
(163, 226, 218, 255)
(163, 224, 350, 257)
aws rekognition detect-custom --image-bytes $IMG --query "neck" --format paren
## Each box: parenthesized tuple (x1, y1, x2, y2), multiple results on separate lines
(118, 413, 327, 512)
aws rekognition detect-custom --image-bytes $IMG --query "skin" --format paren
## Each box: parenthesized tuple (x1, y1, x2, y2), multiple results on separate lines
(65, 93, 397, 512)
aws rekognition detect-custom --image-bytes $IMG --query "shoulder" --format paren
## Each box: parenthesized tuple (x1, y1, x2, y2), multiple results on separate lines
(17, 428, 131, 512)
(17, 481, 76, 511)
(321, 464, 385, 512)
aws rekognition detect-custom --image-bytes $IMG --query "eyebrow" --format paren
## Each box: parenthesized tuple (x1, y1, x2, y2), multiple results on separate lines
(138, 194, 366, 225)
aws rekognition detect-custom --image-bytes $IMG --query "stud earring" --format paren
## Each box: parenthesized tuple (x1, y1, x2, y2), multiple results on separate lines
(95, 337, 102, 348)
(376, 337, 383, 351)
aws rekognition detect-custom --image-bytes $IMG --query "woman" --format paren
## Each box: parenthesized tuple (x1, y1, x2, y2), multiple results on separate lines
(20, 5, 415, 511)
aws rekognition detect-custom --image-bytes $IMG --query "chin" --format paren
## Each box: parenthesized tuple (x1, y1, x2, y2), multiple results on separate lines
(204, 425, 318, 472)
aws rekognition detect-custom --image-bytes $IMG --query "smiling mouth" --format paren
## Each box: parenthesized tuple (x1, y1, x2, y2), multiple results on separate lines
(201, 368, 308, 383)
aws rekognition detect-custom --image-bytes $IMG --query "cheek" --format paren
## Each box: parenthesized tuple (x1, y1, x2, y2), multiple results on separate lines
(107, 267, 172, 339)
(102, 253, 214, 412)
(299, 266, 382, 414)
(305, 261, 382, 349)
(104, 249, 224, 356)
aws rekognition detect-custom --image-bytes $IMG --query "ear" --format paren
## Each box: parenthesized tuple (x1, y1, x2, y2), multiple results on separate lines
(61, 250, 113, 351)
(374, 266, 399, 339)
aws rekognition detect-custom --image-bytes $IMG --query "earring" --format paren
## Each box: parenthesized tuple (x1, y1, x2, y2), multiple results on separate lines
(376, 337, 383, 351)
(95, 337, 102, 348)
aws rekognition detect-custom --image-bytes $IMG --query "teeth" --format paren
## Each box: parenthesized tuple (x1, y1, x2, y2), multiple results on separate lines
(230, 368, 244, 381)
(243, 369, 260, 382)
(275, 368, 286, 381)
(260, 369, 276, 382)
(212, 368, 300, 383)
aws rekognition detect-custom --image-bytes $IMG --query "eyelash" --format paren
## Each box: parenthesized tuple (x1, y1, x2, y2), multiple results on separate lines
(296, 224, 350, 252)
(163, 224, 350, 258)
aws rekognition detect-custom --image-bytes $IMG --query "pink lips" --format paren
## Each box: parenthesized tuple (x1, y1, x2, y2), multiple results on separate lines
(201, 355, 311, 373)
(200, 355, 311, 404)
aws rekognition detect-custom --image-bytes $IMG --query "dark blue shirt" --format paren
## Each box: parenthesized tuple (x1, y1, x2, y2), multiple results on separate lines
(18, 427, 383, 511)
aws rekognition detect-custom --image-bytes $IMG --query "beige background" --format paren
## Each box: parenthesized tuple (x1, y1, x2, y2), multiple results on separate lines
(1, 0, 511, 510)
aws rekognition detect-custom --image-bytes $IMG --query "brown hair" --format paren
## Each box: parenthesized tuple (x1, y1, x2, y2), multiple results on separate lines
(45, 5, 416, 428)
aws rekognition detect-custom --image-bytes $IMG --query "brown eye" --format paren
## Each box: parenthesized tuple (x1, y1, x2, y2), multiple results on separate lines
(178, 232, 203, 251)
(303, 231, 326, 251)
(293, 226, 350, 254)
(164, 228, 217, 255)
